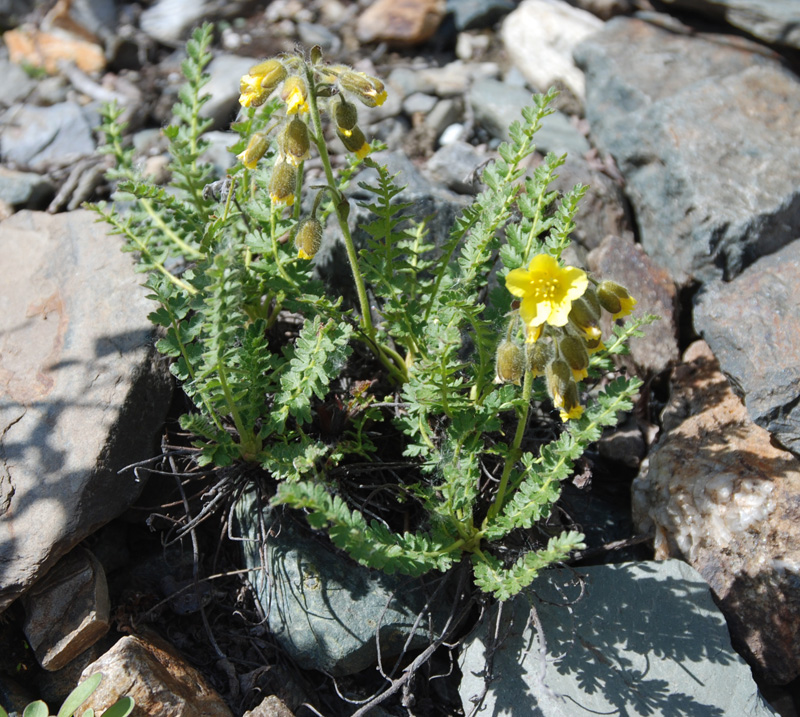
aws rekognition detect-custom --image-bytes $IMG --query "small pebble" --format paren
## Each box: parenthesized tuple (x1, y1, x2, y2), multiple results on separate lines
(439, 123, 465, 146)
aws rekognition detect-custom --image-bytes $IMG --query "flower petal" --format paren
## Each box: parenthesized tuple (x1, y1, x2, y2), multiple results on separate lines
(505, 268, 533, 298)
(520, 295, 550, 328)
(527, 252, 560, 275)
(561, 266, 588, 300)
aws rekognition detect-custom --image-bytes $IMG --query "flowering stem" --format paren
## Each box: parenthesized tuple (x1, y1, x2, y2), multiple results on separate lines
(303, 63, 407, 383)
(484, 366, 535, 524)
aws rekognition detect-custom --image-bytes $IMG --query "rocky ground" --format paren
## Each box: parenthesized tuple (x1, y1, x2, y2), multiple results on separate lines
(1, 0, 800, 715)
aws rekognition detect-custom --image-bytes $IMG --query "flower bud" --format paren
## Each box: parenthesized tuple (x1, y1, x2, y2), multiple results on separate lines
(237, 132, 269, 170)
(526, 338, 554, 377)
(558, 382, 584, 422)
(294, 216, 323, 260)
(584, 336, 605, 354)
(558, 336, 589, 382)
(546, 360, 583, 421)
(239, 59, 287, 108)
(568, 296, 602, 341)
(337, 70, 387, 107)
(278, 117, 310, 166)
(597, 281, 637, 319)
(495, 340, 525, 385)
(337, 126, 370, 159)
(269, 160, 297, 206)
(333, 96, 359, 136)
(546, 360, 572, 406)
(282, 76, 309, 114)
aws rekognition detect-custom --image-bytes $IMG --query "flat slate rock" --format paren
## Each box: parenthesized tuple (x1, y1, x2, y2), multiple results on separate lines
(235, 488, 449, 676)
(0, 102, 97, 172)
(694, 239, 800, 454)
(659, 0, 800, 50)
(459, 560, 776, 716)
(575, 17, 800, 286)
(0, 210, 172, 612)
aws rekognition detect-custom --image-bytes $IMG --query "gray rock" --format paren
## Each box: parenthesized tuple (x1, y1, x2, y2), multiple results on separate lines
(424, 141, 483, 194)
(386, 66, 436, 99)
(659, 0, 800, 50)
(0, 210, 172, 612)
(0, 0, 30, 28)
(243, 695, 294, 717)
(459, 560, 777, 716)
(424, 97, 462, 141)
(598, 415, 646, 469)
(446, 0, 515, 31)
(201, 54, 255, 130)
(200, 130, 238, 175)
(588, 234, 679, 377)
(139, 0, 212, 45)
(501, 0, 603, 101)
(22, 548, 109, 671)
(0, 102, 96, 172)
(296, 21, 341, 54)
(549, 154, 631, 252)
(416, 60, 500, 98)
(0, 166, 54, 208)
(632, 341, 800, 684)
(468, 78, 591, 156)
(402, 91, 438, 115)
(694, 239, 800, 454)
(571, 0, 632, 19)
(575, 18, 800, 286)
(0, 58, 36, 108)
(235, 488, 449, 676)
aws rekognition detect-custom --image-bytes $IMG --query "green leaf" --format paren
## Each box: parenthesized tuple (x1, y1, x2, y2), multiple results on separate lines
(472, 531, 586, 600)
(23, 702, 50, 717)
(57, 674, 102, 717)
(274, 317, 353, 427)
(99, 697, 135, 717)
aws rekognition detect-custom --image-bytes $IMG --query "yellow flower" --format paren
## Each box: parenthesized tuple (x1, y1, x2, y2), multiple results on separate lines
(337, 70, 387, 108)
(337, 127, 371, 159)
(294, 217, 323, 260)
(278, 117, 310, 166)
(237, 133, 269, 170)
(239, 59, 286, 108)
(282, 76, 309, 115)
(546, 360, 584, 422)
(505, 254, 588, 342)
(269, 160, 296, 206)
(597, 280, 637, 320)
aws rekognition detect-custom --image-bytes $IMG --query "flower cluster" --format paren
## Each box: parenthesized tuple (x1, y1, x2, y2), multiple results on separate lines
(496, 253, 636, 421)
(234, 50, 387, 226)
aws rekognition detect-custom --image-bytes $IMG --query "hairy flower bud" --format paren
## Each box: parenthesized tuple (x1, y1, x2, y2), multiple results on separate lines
(237, 132, 269, 170)
(269, 160, 297, 206)
(278, 117, 310, 166)
(294, 216, 323, 260)
(568, 296, 602, 341)
(337, 70, 387, 107)
(282, 76, 309, 114)
(239, 59, 287, 108)
(527, 338, 554, 377)
(546, 360, 583, 421)
(495, 340, 524, 385)
(337, 126, 370, 159)
(333, 96, 359, 136)
(558, 335, 589, 382)
(597, 281, 637, 319)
